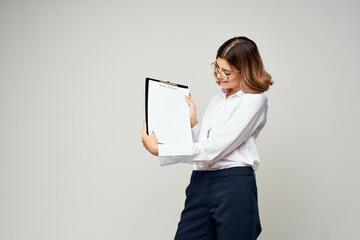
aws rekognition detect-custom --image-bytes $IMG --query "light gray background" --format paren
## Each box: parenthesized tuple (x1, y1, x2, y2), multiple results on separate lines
(1, 0, 359, 239)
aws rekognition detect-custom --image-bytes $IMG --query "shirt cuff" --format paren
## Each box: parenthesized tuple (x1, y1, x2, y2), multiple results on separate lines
(158, 155, 179, 166)
(158, 144, 179, 166)
(158, 142, 208, 166)
(191, 122, 201, 142)
(158, 143, 193, 156)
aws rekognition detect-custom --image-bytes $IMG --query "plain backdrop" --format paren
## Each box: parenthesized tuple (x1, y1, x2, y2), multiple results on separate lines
(1, 0, 360, 239)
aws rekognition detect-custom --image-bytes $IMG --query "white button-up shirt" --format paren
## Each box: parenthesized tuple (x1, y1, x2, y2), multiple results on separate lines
(158, 87, 268, 171)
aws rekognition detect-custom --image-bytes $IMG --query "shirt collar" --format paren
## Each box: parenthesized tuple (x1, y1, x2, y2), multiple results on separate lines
(219, 88, 245, 98)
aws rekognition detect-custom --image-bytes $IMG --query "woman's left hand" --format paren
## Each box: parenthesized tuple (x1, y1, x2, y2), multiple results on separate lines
(142, 120, 159, 156)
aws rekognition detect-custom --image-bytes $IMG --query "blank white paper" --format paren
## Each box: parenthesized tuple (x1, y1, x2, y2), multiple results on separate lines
(148, 80, 192, 144)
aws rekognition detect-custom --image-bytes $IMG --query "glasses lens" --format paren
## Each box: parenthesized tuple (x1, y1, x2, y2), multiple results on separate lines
(211, 62, 228, 81)
(220, 71, 227, 81)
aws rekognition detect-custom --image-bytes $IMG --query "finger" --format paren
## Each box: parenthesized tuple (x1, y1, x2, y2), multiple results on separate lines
(150, 131, 158, 142)
(184, 96, 190, 105)
(188, 94, 194, 104)
(142, 120, 147, 136)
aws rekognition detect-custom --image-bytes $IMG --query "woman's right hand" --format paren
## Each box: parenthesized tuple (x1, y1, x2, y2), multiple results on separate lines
(185, 92, 198, 128)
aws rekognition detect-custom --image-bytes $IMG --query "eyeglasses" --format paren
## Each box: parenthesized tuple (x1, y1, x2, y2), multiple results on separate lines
(211, 62, 240, 81)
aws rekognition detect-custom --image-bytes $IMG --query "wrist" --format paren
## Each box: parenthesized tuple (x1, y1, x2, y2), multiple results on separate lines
(191, 119, 198, 128)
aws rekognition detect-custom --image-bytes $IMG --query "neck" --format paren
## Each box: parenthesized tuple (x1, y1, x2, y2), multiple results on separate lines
(226, 87, 242, 98)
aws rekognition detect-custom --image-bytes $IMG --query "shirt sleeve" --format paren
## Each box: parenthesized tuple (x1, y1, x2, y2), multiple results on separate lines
(158, 95, 268, 167)
(191, 122, 201, 143)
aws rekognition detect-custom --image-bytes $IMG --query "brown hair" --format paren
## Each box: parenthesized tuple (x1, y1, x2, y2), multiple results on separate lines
(215, 36, 273, 93)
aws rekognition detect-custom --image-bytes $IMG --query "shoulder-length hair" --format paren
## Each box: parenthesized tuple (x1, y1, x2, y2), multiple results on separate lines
(215, 36, 274, 93)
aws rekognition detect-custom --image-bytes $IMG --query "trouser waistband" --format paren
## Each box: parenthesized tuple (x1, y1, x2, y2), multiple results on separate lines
(191, 166, 255, 179)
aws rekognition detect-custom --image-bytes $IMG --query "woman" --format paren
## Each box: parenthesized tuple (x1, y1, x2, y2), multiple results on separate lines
(142, 36, 273, 240)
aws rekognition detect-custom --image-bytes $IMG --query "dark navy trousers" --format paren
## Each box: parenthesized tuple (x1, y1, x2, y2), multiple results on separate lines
(174, 166, 262, 240)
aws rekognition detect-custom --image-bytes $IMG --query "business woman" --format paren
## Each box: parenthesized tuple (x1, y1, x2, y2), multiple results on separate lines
(142, 36, 273, 240)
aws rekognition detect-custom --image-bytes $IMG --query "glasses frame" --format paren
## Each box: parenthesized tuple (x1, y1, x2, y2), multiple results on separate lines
(211, 62, 240, 81)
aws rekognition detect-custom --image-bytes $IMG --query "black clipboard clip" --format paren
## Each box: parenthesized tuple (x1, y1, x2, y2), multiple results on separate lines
(159, 80, 178, 89)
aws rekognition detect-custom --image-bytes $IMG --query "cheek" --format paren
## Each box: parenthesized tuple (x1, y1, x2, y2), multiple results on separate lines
(229, 78, 240, 85)
(231, 76, 242, 84)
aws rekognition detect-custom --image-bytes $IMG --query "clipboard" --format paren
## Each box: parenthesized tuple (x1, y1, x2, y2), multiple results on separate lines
(145, 77, 192, 145)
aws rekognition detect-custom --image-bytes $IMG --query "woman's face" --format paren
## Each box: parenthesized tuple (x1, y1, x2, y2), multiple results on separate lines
(215, 57, 241, 91)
